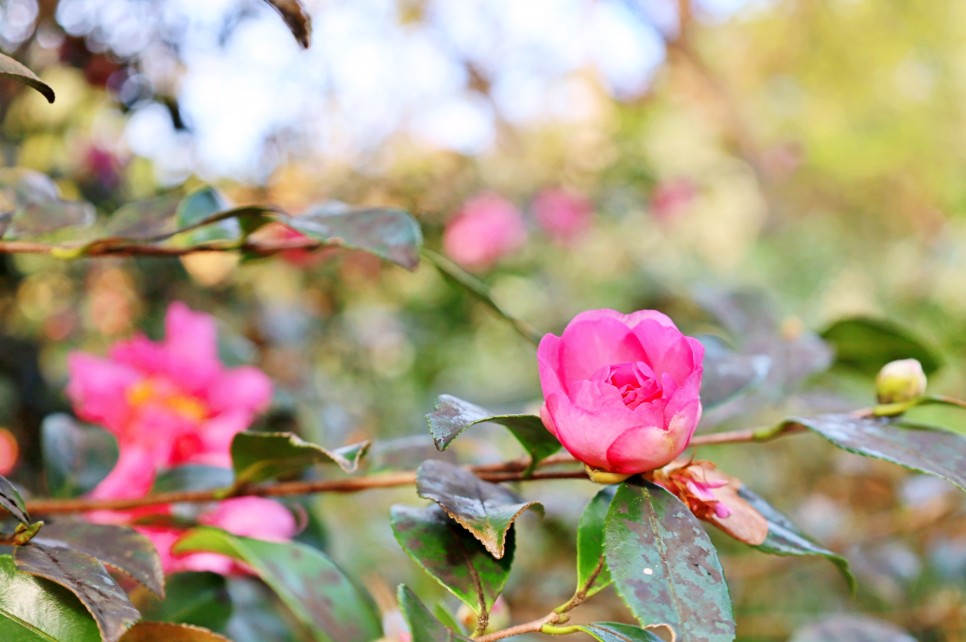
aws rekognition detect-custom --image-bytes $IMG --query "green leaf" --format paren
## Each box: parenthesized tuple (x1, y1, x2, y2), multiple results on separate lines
(426, 395, 560, 469)
(604, 482, 734, 641)
(571, 622, 665, 642)
(0, 169, 94, 239)
(282, 204, 422, 270)
(789, 614, 916, 642)
(0, 475, 28, 524)
(416, 460, 542, 559)
(33, 521, 165, 598)
(231, 432, 370, 485)
(262, 0, 312, 48)
(121, 622, 232, 642)
(174, 188, 240, 245)
(790, 414, 966, 492)
(105, 193, 183, 239)
(0, 53, 55, 103)
(698, 335, 770, 409)
(14, 544, 140, 642)
(41, 414, 118, 497)
(397, 585, 471, 642)
(577, 487, 615, 599)
(821, 317, 942, 376)
(152, 466, 234, 493)
(421, 249, 541, 344)
(137, 573, 231, 631)
(390, 504, 513, 615)
(0, 554, 101, 641)
(737, 487, 854, 590)
(174, 527, 381, 642)
(224, 577, 300, 642)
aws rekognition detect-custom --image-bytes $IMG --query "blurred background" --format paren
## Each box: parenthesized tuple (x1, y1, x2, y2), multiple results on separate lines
(0, 0, 965, 640)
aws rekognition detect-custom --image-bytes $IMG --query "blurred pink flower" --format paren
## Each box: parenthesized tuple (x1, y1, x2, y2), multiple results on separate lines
(532, 188, 592, 243)
(68, 303, 295, 574)
(68, 302, 273, 497)
(649, 178, 696, 222)
(139, 498, 298, 575)
(443, 194, 527, 270)
(0, 428, 19, 476)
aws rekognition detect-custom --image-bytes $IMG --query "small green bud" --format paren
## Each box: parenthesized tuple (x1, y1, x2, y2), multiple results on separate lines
(584, 464, 632, 485)
(875, 359, 927, 405)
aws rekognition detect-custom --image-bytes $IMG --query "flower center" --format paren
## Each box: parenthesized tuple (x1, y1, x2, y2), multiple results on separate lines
(126, 378, 208, 422)
(595, 361, 662, 410)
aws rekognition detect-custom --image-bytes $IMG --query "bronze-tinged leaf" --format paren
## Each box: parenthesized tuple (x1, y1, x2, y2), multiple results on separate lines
(121, 621, 232, 642)
(738, 487, 854, 590)
(604, 481, 734, 642)
(789, 414, 966, 493)
(0, 52, 55, 102)
(426, 395, 560, 469)
(390, 504, 513, 616)
(33, 521, 164, 598)
(231, 431, 370, 484)
(0, 554, 101, 641)
(0, 474, 29, 524)
(262, 0, 312, 48)
(14, 544, 141, 642)
(416, 460, 542, 559)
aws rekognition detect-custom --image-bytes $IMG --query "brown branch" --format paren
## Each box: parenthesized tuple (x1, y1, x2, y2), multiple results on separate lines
(24, 468, 588, 516)
(0, 237, 330, 259)
(22, 423, 810, 516)
(474, 612, 563, 642)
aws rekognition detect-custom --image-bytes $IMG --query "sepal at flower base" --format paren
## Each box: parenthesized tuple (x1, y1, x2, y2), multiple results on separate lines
(650, 460, 767, 546)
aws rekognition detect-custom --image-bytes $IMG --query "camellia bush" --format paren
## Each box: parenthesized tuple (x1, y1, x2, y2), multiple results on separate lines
(0, 19, 964, 642)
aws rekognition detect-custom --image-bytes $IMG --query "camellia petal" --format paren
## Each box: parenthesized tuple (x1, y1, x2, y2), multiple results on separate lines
(66, 354, 140, 433)
(558, 317, 646, 384)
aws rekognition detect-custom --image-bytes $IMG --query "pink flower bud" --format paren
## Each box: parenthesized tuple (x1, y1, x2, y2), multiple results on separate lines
(537, 309, 704, 474)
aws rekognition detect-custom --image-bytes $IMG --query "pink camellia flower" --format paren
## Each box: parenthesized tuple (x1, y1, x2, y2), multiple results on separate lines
(67, 303, 297, 574)
(537, 309, 704, 474)
(532, 188, 592, 243)
(67, 302, 273, 498)
(139, 497, 299, 575)
(443, 193, 527, 270)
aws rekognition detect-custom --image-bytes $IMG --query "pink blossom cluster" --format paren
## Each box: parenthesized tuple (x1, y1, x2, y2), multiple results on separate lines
(442, 189, 594, 270)
(67, 303, 297, 574)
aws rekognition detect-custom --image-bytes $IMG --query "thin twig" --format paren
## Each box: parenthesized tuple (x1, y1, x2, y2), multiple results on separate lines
(0, 237, 329, 258)
(474, 612, 562, 642)
(22, 423, 810, 515)
(24, 468, 588, 516)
